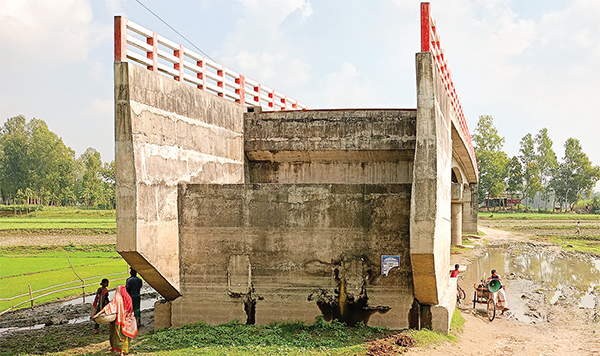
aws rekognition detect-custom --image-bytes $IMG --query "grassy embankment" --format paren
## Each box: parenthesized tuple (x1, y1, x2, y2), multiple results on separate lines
(0, 208, 123, 312)
(478, 211, 600, 254)
(0, 309, 465, 355)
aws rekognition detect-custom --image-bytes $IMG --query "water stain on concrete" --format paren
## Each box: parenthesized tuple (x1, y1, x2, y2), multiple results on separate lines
(308, 267, 391, 326)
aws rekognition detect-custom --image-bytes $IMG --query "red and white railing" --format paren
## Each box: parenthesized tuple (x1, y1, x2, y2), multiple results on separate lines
(114, 16, 308, 111)
(420, 3, 477, 173)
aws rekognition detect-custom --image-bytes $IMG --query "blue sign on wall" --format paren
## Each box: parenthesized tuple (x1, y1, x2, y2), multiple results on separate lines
(381, 255, 400, 276)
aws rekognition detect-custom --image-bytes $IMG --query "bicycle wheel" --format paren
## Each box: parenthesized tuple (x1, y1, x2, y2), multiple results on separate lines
(487, 299, 496, 321)
(457, 285, 466, 304)
(473, 291, 477, 309)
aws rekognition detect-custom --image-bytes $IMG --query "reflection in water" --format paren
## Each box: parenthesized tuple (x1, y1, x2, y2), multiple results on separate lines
(461, 246, 600, 322)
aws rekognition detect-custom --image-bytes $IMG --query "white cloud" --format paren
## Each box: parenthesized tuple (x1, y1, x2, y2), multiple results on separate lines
(314, 62, 379, 108)
(0, 0, 106, 67)
(86, 98, 113, 116)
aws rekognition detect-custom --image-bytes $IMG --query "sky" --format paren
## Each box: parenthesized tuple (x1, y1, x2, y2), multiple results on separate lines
(1, 0, 598, 189)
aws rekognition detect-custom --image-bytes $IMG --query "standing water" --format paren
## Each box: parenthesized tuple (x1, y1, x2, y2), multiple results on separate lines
(461, 245, 600, 322)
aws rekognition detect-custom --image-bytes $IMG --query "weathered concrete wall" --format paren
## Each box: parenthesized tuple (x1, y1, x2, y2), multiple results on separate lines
(174, 183, 414, 329)
(115, 62, 245, 299)
(410, 52, 455, 332)
(245, 109, 416, 184)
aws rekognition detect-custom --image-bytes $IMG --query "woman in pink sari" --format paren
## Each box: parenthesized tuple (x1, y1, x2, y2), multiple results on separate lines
(94, 285, 138, 355)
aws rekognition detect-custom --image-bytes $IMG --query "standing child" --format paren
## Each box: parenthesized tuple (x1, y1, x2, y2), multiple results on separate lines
(92, 279, 110, 334)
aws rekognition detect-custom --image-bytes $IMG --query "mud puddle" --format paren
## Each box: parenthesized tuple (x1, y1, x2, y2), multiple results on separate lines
(461, 244, 600, 322)
(0, 286, 158, 336)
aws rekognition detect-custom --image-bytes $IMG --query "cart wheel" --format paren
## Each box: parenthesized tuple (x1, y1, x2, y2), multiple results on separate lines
(487, 299, 496, 321)
(473, 291, 477, 309)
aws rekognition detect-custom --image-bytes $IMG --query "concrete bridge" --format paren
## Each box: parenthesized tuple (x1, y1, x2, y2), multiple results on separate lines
(114, 2, 478, 333)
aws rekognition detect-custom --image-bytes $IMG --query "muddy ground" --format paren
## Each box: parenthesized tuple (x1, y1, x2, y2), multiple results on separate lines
(406, 226, 600, 356)
(1, 228, 600, 355)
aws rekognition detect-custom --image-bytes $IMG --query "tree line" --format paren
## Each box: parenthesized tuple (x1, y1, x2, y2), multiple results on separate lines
(0, 115, 115, 208)
(473, 115, 600, 212)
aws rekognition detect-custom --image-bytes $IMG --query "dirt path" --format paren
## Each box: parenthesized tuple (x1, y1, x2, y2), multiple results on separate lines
(406, 226, 600, 356)
(0, 234, 116, 246)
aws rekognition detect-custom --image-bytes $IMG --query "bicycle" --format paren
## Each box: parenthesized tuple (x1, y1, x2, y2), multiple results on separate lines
(456, 276, 466, 305)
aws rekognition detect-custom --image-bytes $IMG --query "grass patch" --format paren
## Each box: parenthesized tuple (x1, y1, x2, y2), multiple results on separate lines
(134, 317, 393, 353)
(0, 228, 116, 236)
(533, 235, 600, 255)
(411, 308, 463, 347)
(0, 217, 116, 229)
(0, 208, 116, 235)
(0, 317, 403, 356)
(28, 207, 115, 218)
(478, 212, 600, 220)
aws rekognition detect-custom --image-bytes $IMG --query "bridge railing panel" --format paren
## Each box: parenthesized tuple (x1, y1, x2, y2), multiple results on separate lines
(421, 3, 477, 174)
(115, 16, 307, 111)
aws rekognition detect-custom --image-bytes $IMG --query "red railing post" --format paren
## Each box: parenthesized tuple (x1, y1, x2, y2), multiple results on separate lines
(420, 2, 431, 52)
(197, 59, 205, 90)
(114, 16, 127, 61)
(236, 75, 246, 105)
(147, 32, 158, 72)
(217, 68, 224, 97)
(174, 45, 184, 81)
(268, 90, 274, 109)
(254, 84, 261, 107)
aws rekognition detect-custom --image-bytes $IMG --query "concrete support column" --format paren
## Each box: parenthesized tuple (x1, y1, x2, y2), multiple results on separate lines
(451, 203, 463, 246)
(462, 183, 478, 234)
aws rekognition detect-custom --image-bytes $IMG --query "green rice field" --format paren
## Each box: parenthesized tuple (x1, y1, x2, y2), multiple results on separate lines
(0, 245, 127, 313)
(0, 208, 116, 235)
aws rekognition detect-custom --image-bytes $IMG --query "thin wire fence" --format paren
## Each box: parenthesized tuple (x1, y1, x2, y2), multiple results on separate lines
(0, 272, 128, 316)
(0, 253, 130, 316)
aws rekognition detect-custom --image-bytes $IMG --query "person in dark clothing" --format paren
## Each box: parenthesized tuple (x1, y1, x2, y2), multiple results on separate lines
(92, 278, 110, 333)
(126, 269, 143, 327)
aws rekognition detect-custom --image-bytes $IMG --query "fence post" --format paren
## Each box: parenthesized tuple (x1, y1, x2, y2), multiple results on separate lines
(28, 284, 33, 309)
(66, 251, 86, 304)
